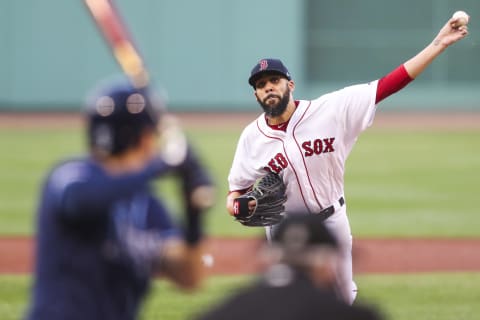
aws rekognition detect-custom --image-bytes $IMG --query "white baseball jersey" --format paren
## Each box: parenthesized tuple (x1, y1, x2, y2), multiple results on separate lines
(228, 80, 379, 304)
(228, 80, 378, 213)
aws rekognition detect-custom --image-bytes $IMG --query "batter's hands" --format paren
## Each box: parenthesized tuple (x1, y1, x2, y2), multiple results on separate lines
(157, 115, 188, 167)
(434, 17, 469, 48)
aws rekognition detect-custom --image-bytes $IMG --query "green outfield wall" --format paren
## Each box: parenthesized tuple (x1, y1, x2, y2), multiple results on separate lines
(0, 0, 479, 112)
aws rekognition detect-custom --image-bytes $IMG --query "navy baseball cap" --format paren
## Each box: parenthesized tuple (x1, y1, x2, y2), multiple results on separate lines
(248, 58, 291, 87)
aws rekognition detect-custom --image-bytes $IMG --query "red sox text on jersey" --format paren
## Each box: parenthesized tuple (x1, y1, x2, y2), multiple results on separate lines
(264, 137, 336, 173)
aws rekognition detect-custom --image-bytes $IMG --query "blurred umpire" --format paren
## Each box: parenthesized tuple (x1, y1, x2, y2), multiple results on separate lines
(25, 78, 215, 320)
(195, 214, 382, 320)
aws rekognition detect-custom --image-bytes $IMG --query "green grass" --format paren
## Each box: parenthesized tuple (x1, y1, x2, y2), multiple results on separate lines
(356, 273, 480, 320)
(346, 130, 480, 237)
(140, 275, 251, 320)
(3, 273, 479, 320)
(0, 126, 479, 237)
(0, 129, 83, 235)
(0, 276, 31, 320)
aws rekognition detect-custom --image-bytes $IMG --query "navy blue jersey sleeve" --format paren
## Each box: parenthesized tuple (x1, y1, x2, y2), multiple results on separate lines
(146, 196, 180, 238)
(47, 158, 170, 221)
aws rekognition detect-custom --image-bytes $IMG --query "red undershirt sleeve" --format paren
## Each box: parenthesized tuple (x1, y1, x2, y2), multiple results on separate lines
(375, 64, 414, 104)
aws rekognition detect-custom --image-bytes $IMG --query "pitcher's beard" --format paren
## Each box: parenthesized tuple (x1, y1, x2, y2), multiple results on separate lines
(258, 87, 291, 117)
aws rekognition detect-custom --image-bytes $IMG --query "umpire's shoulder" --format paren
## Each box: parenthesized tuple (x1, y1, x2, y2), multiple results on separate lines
(350, 303, 385, 320)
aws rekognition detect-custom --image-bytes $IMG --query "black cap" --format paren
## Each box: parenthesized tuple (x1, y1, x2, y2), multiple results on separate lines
(248, 58, 291, 87)
(272, 214, 338, 252)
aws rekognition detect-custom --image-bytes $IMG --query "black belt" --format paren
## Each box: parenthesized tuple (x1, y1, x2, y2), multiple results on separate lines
(316, 197, 345, 220)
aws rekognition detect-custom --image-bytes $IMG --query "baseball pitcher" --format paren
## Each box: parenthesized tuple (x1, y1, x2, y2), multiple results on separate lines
(226, 15, 468, 304)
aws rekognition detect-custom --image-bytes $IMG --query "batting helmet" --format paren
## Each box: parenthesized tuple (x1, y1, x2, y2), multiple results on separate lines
(85, 77, 165, 157)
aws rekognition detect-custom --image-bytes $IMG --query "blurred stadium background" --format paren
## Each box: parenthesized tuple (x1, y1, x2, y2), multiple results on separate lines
(0, 0, 479, 112)
(1, 1, 480, 320)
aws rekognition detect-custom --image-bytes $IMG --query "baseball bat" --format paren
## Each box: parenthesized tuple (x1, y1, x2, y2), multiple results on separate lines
(84, 0, 215, 242)
(83, 0, 188, 165)
(84, 0, 149, 89)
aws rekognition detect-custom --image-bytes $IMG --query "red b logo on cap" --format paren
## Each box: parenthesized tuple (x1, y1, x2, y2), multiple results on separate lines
(259, 59, 268, 71)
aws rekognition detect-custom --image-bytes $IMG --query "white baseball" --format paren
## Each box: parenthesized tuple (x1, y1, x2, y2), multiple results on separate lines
(202, 253, 215, 268)
(452, 10, 469, 27)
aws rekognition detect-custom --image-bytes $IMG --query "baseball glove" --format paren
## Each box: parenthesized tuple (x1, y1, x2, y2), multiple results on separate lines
(233, 172, 287, 227)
